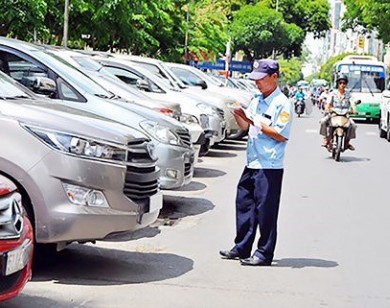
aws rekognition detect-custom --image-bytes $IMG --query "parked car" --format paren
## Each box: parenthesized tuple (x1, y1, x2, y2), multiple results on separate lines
(91, 57, 225, 148)
(0, 174, 34, 302)
(45, 49, 205, 161)
(379, 83, 390, 139)
(165, 62, 254, 139)
(111, 55, 239, 140)
(0, 70, 162, 250)
(0, 36, 194, 190)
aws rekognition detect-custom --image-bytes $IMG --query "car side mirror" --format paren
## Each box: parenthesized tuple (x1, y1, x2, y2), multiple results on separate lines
(21, 76, 57, 97)
(136, 79, 150, 91)
(195, 80, 207, 90)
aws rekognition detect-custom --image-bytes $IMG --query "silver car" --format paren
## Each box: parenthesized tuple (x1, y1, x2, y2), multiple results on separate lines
(0, 37, 194, 190)
(0, 71, 162, 249)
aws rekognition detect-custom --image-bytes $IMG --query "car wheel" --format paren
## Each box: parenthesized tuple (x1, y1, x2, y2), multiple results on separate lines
(228, 129, 248, 140)
(379, 120, 386, 138)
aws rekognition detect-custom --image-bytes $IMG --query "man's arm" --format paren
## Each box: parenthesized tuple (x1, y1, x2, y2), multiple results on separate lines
(233, 107, 287, 142)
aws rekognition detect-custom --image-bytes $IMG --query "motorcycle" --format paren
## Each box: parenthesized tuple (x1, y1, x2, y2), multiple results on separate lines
(295, 97, 305, 117)
(327, 107, 351, 162)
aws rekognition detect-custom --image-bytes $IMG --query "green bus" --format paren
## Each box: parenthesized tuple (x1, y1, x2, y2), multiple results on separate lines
(334, 55, 386, 121)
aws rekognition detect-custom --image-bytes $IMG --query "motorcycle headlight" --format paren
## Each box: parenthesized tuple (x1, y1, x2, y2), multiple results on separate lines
(197, 103, 219, 117)
(22, 124, 126, 163)
(140, 120, 180, 145)
(180, 113, 199, 125)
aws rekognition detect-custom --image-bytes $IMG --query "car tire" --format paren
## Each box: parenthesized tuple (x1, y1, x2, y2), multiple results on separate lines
(379, 120, 386, 138)
(228, 129, 248, 140)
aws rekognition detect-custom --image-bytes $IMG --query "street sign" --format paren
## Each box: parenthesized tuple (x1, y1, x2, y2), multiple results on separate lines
(359, 37, 365, 49)
(190, 59, 252, 73)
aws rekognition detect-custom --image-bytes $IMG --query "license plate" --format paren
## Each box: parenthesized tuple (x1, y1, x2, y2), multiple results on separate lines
(3, 239, 32, 276)
(149, 192, 163, 213)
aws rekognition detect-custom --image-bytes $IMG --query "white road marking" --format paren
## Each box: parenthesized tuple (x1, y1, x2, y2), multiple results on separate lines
(365, 132, 377, 136)
(305, 129, 319, 133)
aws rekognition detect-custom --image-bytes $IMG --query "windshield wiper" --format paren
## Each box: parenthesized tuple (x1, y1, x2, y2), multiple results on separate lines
(94, 93, 116, 99)
(362, 77, 375, 97)
(0, 95, 30, 100)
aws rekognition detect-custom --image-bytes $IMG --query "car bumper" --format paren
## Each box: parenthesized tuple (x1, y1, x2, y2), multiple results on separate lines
(155, 144, 195, 190)
(24, 150, 162, 244)
(0, 216, 33, 302)
(209, 115, 226, 144)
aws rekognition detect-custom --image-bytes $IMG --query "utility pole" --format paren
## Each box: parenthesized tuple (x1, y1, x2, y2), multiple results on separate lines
(272, 0, 279, 59)
(184, 5, 190, 64)
(63, 0, 70, 47)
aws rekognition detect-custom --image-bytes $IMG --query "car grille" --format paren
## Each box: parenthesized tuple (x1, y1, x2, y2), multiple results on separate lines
(216, 107, 225, 120)
(184, 163, 192, 177)
(199, 114, 209, 129)
(176, 128, 192, 147)
(0, 270, 23, 294)
(0, 192, 23, 240)
(124, 139, 159, 200)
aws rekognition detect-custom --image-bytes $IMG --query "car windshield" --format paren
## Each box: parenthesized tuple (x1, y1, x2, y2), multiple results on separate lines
(36, 50, 113, 97)
(0, 71, 32, 99)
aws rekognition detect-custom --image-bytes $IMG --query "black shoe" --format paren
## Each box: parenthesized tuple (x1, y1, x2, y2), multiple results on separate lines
(219, 250, 240, 260)
(240, 255, 272, 266)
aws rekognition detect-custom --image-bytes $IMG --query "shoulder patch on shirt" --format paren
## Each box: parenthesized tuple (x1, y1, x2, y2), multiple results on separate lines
(279, 111, 290, 123)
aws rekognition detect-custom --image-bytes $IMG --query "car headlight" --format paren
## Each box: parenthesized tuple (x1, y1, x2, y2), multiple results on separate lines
(22, 124, 126, 163)
(140, 120, 180, 145)
(63, 183, 109, 208)
(180, 113, 199, 125)
(197, 103, 219, 117)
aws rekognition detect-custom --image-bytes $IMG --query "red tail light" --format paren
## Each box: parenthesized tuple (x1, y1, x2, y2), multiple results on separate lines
(0, 185, 13, 196)
(154, 108, 174, 117)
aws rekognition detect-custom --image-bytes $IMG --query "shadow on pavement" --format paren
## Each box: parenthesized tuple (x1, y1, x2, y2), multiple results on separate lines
(32, 245, 193, 286)
(194, 167, 226, 178)
(206, 150, 237, 158)
(160, 195, 214, 220)
(171, 180, 207, 192)
(326, 156, 371, 163)
(339, 156, 371, 162)
(103, 225, 161, 242)
(222, 139, 247, 145)
(212, 144, 247, 151)
(274, 258, 338, 268)
(6, 294, 72, 308)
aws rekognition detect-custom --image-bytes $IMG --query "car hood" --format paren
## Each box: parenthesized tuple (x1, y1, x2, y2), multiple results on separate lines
(109, 98, 188, 131)
(0, 98, 148, 144)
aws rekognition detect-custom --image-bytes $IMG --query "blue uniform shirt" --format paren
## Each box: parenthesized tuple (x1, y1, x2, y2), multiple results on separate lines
(246, 87, 293, 169)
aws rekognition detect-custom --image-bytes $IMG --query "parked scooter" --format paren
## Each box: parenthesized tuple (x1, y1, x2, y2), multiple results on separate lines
(294, 97, 305, 117)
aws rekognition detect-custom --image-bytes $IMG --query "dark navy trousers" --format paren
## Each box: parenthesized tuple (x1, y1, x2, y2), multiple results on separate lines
(233, 167, 284, 262)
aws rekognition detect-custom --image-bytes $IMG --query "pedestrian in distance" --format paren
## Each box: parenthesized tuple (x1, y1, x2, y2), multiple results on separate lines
(220, 59, 293, 266)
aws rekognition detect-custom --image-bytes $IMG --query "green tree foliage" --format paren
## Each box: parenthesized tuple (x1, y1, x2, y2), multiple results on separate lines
(186, 0, 229, 61)
(318, 52, 354, 84)
(229, 0, 330, 59)
(279, 58, 303, 85)
(0, 0, 330, 64)
(229, 2, 305, 60)
(0, 0, 47, 39)
(343, 0, 390, 43)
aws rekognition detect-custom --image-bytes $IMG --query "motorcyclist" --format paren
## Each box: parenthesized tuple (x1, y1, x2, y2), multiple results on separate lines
(294, 87, 305, 101)
(318, 85, 330, 109)
(319, 73, 357, 150)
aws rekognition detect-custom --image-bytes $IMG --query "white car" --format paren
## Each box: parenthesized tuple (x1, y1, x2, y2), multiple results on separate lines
(379, 85, 390, 140)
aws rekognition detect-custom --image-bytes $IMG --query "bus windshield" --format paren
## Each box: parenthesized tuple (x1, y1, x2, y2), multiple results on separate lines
(338, 64, 385, 93)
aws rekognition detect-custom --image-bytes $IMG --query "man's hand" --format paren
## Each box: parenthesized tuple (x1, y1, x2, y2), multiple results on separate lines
(233, 107, 253, 125)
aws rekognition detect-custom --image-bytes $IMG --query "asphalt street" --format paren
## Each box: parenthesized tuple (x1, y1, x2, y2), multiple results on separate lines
(5, 104, 390, 308)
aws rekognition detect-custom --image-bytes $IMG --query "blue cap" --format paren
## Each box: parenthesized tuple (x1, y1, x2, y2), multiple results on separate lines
(248, 59, 280, 80)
